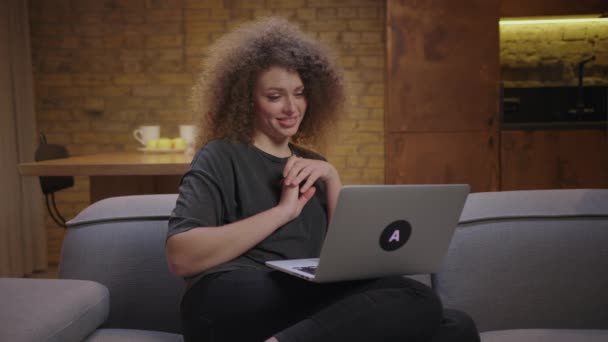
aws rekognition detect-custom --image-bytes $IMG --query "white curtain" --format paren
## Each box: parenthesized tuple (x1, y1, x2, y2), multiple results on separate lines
(0, 0, 47, 277)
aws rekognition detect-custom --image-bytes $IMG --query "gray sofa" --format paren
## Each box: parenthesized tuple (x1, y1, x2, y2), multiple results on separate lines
(1, 189, 607, 341)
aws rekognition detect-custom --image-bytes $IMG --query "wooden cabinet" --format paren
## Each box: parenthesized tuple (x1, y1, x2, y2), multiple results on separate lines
(386, 0, 500, 192)
(387, 132, 499, 191)
(501, 129, 608, 190)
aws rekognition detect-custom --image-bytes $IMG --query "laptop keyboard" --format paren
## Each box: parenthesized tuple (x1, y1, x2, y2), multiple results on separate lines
(294, 266, 317, 275)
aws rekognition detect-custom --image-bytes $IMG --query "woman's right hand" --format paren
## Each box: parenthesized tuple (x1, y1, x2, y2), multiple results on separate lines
(277, 179, 316, 222)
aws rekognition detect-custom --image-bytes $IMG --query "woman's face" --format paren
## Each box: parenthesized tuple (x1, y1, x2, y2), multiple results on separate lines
(252, 66, 307, 145)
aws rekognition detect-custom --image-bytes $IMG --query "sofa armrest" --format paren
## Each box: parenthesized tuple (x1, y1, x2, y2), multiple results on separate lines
(435, 189, 608, 332)
(0, 278, 109, 342)
(60, 194, 183, 333)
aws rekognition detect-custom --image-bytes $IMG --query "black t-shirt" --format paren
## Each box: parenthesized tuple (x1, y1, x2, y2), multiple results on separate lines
(168, 139, 328, 287)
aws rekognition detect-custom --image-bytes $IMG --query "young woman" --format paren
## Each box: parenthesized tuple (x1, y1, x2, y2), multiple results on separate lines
(166, 17, 479, 342)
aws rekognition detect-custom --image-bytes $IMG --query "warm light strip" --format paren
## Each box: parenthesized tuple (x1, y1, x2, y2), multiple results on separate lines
(500, 17, 607, 25)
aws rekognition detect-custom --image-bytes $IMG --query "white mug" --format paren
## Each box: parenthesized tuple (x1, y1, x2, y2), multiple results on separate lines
(133, 125, 160, 146)
(179, 124, 197, 146)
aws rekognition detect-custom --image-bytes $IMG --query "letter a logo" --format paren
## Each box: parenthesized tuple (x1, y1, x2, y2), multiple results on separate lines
(379, 220, 412, 251)
(388, 230, 400, 243)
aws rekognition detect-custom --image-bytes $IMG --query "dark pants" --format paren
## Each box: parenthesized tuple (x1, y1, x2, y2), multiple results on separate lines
(181, 268, 479, 342)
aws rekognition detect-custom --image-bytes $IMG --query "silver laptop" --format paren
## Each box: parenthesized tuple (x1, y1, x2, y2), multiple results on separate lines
(266, 184, 469, 283)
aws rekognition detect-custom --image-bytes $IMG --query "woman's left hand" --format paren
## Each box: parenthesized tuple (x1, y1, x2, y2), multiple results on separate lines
(283, 156, 339, 193)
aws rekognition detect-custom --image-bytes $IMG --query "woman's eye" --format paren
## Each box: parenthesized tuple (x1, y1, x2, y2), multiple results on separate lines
(295, 92, 305, 98)
(267, 95, 280, 101)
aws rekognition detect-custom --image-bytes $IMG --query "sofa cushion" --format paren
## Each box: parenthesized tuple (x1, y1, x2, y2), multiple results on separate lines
(0, 278, 109, 342)
(85, 329, 183, 341)
(61, 194, 184, 334)
(480, 329, 608, 342)
(434, 189, 608, 332)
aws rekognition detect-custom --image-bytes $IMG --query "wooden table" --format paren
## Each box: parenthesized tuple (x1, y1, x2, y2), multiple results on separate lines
(18, 152, 193, 202)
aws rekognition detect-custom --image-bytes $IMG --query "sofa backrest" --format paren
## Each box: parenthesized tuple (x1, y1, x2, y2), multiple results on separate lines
(60, 194, 183, 334)
(433, 189, 608, 332)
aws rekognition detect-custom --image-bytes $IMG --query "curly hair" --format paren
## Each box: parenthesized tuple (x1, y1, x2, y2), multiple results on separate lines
(192, 17, 346, 149)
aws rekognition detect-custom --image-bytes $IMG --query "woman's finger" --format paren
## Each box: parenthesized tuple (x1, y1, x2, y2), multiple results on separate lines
(297, 186, 316, 211)
(283, 155, 299, 178)
(291, 165, 313, 186)
(285, 159, 306, 185)
(300, 170, 320, 193)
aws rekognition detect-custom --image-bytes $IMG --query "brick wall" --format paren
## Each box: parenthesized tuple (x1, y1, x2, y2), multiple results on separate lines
(501, 21, 608, 86)
(28, 0, 386, 265)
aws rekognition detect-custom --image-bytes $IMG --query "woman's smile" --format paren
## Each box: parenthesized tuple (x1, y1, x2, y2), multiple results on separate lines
(277, 116, 299, 128)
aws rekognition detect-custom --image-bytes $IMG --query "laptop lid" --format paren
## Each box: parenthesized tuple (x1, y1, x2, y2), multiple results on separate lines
(309, 184, 469, 282)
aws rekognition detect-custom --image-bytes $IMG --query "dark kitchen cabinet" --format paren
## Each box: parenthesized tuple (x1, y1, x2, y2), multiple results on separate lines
(501, 129, 608, 190)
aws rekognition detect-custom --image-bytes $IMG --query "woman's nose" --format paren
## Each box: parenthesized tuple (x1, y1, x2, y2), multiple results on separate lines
(283, 96, 296, 114)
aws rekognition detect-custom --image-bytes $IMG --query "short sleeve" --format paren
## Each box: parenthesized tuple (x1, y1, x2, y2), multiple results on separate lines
(167, 143, 230, 239)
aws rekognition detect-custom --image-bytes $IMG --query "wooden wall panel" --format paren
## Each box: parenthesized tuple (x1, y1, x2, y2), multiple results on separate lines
(501, 129, 608, 190)
(500, 0, 607, 17)
(386, 0, 499, 133)
(386, 0, 500, 191)
(387, 132, 499, 192)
